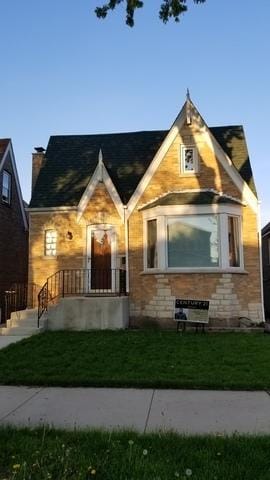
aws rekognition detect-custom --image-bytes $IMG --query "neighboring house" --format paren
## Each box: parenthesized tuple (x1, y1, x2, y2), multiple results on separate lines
(262, 222, 270, 319)
(28, 96, 264, 328)
(0, 139, 28, 322)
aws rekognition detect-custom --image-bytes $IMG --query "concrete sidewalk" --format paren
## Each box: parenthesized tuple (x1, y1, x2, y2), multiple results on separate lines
(1, 386, 270, 434)
(0, 336, 28, 349)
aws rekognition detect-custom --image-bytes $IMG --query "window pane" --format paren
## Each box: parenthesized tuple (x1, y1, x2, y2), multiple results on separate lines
(3, 172, 9, 188)
(228, 216, 240, 267)
(147, 219, 157, 268)
(45, 230, 57, 256)
(167, 215, 219, 268)
(2, 171, 11, 203)
(184, 148, 195, 171)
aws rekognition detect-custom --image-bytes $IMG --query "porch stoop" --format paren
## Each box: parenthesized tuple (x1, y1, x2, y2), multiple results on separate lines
(0, 308, 46, 336)
(47, 296, 129, 330)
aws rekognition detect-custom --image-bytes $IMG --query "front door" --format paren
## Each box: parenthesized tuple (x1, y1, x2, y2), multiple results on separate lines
(87, 226, 116, 292)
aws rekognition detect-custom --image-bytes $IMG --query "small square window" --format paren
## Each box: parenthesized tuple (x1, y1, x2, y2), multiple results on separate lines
(180, 146, 198, 174)
(45, 229, 57, 256)
(2, 171, 11, 204)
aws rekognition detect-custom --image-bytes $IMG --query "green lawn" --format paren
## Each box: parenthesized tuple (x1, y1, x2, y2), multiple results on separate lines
(1, 427, 270, 480)
(0, 330, 270, 389)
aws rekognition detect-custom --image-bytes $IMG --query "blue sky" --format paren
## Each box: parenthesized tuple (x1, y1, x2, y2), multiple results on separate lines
(1, 0, 269, 225)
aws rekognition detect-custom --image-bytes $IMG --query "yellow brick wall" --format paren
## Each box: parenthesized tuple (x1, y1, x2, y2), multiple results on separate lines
(128, 123, 263, 325)
(29, 121, 263, 326)
(28, 183, 125, 299)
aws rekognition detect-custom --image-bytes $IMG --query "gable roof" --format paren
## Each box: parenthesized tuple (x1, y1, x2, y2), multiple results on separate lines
(29, 125, 256, 209)
(262, 222, 270, 236)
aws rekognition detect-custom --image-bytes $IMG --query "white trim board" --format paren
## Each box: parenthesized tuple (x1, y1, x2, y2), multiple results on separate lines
(0, 140, 28, 230)
(126, 99, 258, 217)
(126, 102, 187, 218)
(77, 152, 124, 223)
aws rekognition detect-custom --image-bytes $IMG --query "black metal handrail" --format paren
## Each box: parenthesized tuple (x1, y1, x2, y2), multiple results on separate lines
(37, 268, 127, 326)
(2, 283, 36, 324)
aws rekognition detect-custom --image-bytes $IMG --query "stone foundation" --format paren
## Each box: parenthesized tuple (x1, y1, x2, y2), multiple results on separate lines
(130, 274, 264, 328)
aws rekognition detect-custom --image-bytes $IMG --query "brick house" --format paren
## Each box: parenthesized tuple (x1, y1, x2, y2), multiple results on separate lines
(0, 139, 28, 322)
(28, 96, 264, 328)
(262, 222, 270, 319)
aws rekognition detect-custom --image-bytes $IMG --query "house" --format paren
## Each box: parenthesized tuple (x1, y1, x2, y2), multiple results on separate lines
(27, 95, 264, 329)
(0, 139, 28, 323)
(262, 222, 270, 319)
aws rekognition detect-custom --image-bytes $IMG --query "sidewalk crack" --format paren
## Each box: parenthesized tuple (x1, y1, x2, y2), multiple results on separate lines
(144, 389, 155, 434)
(0, 387, 44, 422)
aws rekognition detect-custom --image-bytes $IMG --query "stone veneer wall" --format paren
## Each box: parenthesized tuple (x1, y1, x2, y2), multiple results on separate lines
(130, 274, 263, 327)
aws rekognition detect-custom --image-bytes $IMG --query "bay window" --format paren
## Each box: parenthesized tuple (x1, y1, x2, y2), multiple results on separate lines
(144, 205, 243, 272)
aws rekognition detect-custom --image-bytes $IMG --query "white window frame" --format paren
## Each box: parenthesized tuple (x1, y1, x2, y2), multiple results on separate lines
(143, 204, 244, 273)
(180, 145, 199, 175)
(2, 170, 11, 204)
(44, 229, 57, 257)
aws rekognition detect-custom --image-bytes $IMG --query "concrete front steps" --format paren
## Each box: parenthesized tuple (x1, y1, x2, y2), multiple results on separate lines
(0, 308, 46, 336)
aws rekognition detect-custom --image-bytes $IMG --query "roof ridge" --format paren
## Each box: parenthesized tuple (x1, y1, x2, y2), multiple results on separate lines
(48, 130, 168, 139)
(47, 126, 244, 139)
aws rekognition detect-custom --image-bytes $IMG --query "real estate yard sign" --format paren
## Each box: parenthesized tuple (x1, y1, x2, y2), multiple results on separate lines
(174, 299, 210, 324)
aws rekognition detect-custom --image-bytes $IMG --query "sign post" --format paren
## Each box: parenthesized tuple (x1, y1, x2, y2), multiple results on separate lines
(174, 299, 209, 332)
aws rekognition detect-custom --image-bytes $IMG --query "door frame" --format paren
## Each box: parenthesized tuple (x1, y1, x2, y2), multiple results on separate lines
(86, 224, 117, 292)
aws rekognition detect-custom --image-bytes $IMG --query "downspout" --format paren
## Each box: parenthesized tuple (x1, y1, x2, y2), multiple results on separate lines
(258, 200, 265, 322)
(124, 206, 129, 293)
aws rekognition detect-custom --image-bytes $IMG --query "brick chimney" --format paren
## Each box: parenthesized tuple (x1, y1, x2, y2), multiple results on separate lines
(32, 147, 46, 193)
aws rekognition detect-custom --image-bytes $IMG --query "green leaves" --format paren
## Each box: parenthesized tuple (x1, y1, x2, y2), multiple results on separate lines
(95, 0, 206, 27)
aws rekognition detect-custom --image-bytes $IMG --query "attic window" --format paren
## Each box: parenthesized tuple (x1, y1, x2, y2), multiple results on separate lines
(2, 170, 11, 204)
(180, 146, 198, 174)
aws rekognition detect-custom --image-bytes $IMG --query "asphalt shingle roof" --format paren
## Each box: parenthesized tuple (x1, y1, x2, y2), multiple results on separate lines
(29, 126, 256, 208)
(140, 191, 242, 210)
(210, 126, 256, 196)
(262, 222, 270, 236)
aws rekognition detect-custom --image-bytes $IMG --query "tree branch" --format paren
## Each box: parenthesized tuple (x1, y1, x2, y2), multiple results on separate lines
(95, 0, 206, 27)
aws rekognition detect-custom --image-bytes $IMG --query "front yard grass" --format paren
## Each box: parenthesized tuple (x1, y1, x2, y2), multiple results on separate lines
(0, 330, 270, 389)
(1, 427, 270, 480)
